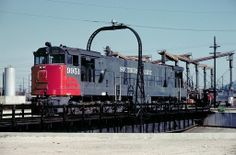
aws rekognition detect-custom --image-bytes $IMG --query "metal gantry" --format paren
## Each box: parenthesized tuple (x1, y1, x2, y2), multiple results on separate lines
(192, 38, 234, 107)
(197, 64, 212, 90)
(192, 51, 234, 90)
(153, 48, 234, 106)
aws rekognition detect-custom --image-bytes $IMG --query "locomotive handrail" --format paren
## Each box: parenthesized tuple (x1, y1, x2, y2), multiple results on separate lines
(86, 23, 145, 104)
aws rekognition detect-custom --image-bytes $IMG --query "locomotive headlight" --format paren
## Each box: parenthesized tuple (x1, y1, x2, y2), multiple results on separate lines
(39, 66, 46, 69)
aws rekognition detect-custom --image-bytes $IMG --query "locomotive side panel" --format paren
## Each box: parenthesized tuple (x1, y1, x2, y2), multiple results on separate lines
(80, 55, 187, 102)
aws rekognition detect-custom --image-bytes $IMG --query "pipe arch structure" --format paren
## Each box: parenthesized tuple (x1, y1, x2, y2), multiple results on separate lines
(86, 24, 145, 104)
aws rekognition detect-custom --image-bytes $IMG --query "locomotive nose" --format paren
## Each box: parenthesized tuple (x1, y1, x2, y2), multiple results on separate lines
(37, 66, 47, 82)
(32, 65, 48, 94)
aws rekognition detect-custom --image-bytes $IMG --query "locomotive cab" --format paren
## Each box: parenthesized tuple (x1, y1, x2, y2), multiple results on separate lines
(31, 45, 81, 98)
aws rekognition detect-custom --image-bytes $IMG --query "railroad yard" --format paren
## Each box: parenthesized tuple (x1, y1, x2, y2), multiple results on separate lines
(1, 1, 236, 155)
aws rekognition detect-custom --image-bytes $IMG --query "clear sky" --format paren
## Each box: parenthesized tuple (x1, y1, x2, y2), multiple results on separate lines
(0, 0, 236, 92)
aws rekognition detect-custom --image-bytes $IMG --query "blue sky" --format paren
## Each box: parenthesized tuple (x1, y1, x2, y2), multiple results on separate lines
(0, 0, 236, 92)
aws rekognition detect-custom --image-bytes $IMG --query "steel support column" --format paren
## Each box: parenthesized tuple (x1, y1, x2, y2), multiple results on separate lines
(203, 67, 206, 90)
(186, 62, 190, 89)
(195, 64, 199, 91)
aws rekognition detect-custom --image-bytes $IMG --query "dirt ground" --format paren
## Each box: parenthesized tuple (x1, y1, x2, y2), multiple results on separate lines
(0, 130, 236, 155)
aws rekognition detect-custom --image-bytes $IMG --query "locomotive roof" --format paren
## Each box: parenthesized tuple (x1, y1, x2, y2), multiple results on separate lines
(34, 46, 101, 58)
(63, 47, 101, 58)
(34, 45, 184, 72)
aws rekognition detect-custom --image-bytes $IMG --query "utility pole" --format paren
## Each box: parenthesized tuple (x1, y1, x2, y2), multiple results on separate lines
(210, 36, 220, 108)
(228, 54, 234, 91)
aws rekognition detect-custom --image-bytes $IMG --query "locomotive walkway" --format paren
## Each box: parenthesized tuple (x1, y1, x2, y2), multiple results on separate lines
(0, 103, 211, 132)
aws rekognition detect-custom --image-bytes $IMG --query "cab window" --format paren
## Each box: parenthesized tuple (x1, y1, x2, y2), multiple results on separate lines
(50, 54, 65, 64)
(67, 55, 72, 64)
(73, 55, 79, 66)
(67, 54, 79, 66)
(35, 56, 47, 65)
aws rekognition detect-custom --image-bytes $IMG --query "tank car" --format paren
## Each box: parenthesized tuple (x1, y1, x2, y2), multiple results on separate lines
(31, 42, 186, 107)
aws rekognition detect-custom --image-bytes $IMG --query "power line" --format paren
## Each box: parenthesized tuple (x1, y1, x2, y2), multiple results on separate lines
(1, 9, 236, 32)
(129, 24, 236, 32)
(0, 10, 110, 24)
(45, 0, 236, 15)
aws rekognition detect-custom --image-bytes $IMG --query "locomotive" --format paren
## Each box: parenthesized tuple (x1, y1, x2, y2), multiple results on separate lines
(31, 42, 187, 106)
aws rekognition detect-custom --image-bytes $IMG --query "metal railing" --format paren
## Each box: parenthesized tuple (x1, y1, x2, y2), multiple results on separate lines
(0, 102, 211, 130)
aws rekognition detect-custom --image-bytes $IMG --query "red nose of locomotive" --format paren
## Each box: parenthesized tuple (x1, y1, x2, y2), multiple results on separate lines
(31, 65, 48, 95)
(32, 64, 81, 96)
(31, 46, 81, 97)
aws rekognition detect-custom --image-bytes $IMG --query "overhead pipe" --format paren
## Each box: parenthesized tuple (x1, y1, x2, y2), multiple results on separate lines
(86, 23, 145, 104)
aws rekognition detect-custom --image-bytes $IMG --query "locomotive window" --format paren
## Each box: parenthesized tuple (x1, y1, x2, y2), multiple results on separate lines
(50, 54, 65, 64)
(35, 56, 47, 64)
(81, 56, 95, 82)
(73, 55, 79, 66)
(67, 55, 79, 66)
(67, 55, 72, 64)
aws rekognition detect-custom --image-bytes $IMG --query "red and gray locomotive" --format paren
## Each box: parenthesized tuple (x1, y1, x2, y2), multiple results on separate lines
(31, 42, 187, 106)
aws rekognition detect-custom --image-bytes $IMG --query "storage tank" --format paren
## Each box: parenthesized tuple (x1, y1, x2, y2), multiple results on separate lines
(4, 66, 15, 96)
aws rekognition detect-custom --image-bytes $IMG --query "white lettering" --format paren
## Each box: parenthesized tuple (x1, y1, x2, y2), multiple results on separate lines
(67, 67, 71, 74)
(120, 66, 152, 75)
(67, 67, 80, 75)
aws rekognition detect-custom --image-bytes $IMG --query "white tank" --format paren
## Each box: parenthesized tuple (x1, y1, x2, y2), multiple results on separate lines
(4, 66, 15, 96)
